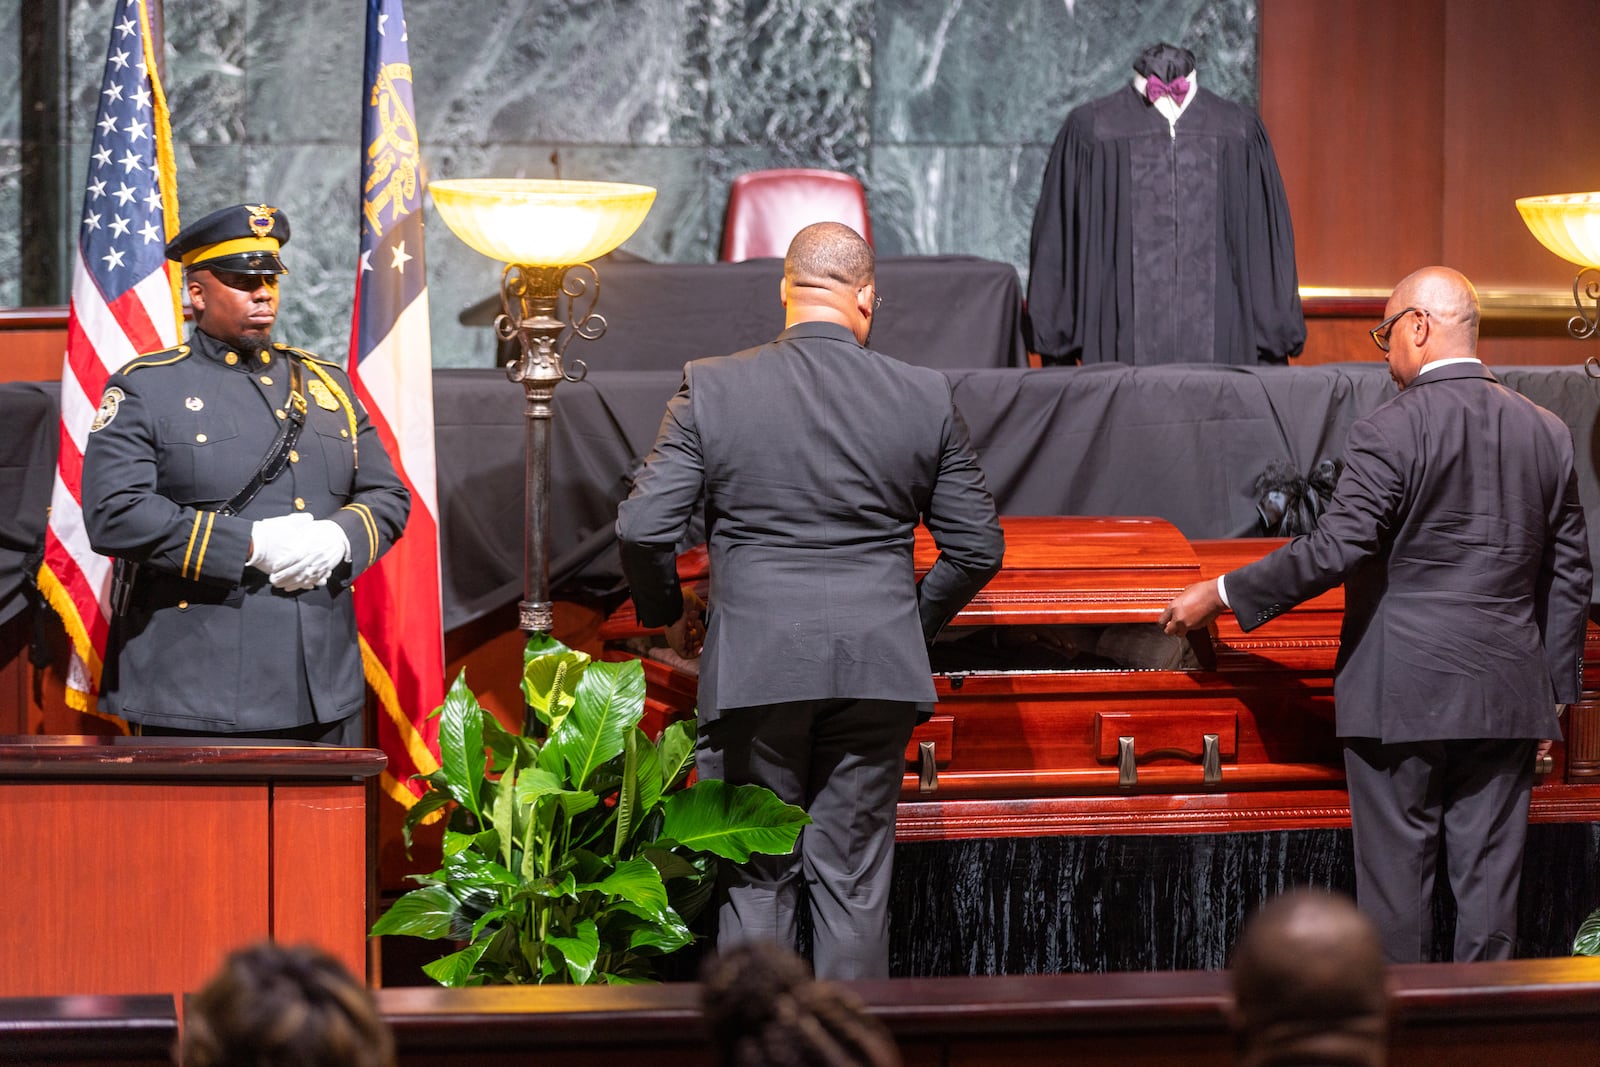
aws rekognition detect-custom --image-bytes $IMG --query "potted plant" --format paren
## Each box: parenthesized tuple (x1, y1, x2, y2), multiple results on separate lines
(371, 635, 810, 985)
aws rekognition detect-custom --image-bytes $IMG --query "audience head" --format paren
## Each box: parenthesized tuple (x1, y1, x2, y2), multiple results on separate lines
(1229, 889, 1388, 1067)
(781, 222, 877, 344)
(1378, 266, 1480, 388)
(701, 939, 901, 1067)
(182, 942, 395, 1067)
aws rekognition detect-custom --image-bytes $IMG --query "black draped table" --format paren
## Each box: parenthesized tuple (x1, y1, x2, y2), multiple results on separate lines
(463, 254, 1030, 372)
(9, 366, 1600, 972)
(6, 363, 1600, 631)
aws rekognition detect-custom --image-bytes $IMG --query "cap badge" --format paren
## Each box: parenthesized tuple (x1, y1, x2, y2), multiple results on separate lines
(185, 396, 204, 411)
(245, 204, 278, 238)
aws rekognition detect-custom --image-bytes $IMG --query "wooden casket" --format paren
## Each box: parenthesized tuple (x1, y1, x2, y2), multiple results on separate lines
(600, 516, 1600, 841)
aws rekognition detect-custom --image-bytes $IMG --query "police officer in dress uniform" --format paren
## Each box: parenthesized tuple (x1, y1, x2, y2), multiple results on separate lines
(81, 203, 410, 744)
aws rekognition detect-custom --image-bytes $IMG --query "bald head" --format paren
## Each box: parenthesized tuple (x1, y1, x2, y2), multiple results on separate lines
(1381, 266, 1480, 386)
(1230, 890, 1388, 1067)
(781, 222, 877, 342)
(1391, 266, 1480, 346)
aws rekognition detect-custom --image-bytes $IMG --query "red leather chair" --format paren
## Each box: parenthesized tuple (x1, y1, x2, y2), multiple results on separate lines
(719, 169, 872, 262)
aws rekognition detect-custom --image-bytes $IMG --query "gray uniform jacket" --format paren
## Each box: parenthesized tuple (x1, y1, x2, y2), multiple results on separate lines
(1225, 361, 1591, 744)
(616, 320, 1005, 717)
(81, 328, 410, 731)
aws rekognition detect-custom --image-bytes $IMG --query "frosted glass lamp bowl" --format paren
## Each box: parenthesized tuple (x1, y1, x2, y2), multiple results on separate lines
(428, 177, 656, 636)
(1517, 192, 1600, 270)
(1516, 192, 1600, 349)
(430, 178, 656, 266)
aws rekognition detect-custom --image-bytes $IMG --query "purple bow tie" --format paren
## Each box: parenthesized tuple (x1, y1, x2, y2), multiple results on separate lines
(1146, 75, 1190, 105)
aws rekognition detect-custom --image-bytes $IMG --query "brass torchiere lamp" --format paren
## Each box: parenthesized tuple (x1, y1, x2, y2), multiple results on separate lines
(1516, 192, 1600, 373)
(430, 179, 656, 634)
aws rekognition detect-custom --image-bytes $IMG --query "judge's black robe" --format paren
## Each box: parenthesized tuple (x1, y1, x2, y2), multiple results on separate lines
(1026, 85, 1305, 366)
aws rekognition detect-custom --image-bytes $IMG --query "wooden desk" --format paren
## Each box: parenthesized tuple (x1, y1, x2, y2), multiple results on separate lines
(0, 736, 384, 997)
(375, 956, 1600, 1067)
(0, 994, 177, 1065)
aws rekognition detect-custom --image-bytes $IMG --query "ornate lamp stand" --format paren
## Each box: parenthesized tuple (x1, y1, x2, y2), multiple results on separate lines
(431, 179, 655, 633)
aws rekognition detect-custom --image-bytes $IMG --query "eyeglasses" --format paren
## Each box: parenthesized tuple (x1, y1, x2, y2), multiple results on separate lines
(1370, 306, 1423, 353)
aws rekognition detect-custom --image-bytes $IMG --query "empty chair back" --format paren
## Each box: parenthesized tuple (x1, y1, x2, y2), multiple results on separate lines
(720, 169, 872, 262)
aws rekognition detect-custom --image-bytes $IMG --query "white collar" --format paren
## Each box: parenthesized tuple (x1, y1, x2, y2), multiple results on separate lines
(1417, 356, 1483, 376)
(1132, 69, 1197, 137)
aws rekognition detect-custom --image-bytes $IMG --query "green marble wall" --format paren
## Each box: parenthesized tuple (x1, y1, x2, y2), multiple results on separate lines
(4, 0, 1258, 366)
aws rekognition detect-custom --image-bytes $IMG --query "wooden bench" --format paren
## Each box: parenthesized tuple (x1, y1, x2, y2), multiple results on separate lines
(377, 955, 1600, 1067)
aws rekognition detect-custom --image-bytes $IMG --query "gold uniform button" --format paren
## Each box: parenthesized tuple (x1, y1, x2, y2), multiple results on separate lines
(294, 498, 306, 511)
(261, 352, 272, 365)
(340, 429, 349, 438)
(259, 375, 273, 386)
(195, 433, 207, 443)
(177, 599, 189, 610)
(276, 409, 287, 420)
(289, 449, 300, 463)
(224, 352, 239, 366)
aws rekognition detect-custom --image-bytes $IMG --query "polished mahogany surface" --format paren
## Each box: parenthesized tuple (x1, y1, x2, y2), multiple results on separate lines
(0, 737, 381, 996)
(601, 516, 1600, 840)
(0, 993, 177, 1064)
(0, 734, 388, 779)
(374, 956, 1600, 1067)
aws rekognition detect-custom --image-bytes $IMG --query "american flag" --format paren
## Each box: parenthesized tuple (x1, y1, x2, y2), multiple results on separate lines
(350, 0, 443, 804)
(37, 0, 181, 714)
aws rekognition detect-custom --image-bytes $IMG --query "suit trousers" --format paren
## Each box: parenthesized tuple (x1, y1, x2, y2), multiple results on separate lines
(695, 697, 919, 980)
(1343, 737, 1537, 963)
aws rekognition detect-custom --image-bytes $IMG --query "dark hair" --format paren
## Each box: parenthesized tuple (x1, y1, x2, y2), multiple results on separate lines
(701, 941, 901, 1067)
(182, 942, 395, 1067)
(784, 221, 875, 291)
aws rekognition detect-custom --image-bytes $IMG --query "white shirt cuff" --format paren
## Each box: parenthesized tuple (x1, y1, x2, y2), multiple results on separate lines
(1216, 575, 1231, 608)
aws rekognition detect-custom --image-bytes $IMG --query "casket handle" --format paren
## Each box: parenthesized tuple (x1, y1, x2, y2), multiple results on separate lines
(918, 741, 939, 793)
(1202, 733, 1222, 784)
(1118, 736, 1137, 787)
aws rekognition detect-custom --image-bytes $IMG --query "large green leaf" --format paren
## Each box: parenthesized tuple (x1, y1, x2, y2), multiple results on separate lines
(614, 728, 642, 854)
(613, 901, 694, 953)
(545, 658, 646, 789)
(659, 779, 810, 862)
(442, 828, 498, 859)
(548, 920, 600, 984)
(617, 728, 664, 855)
(579, 855, 669, 914)
(370, 885, 460, 939)
(435, 850, 519, 890)
(1575, 908, 1600, 956)
(436, 670, 485, 821)
(491, 751, 519, 869)
(400, 786, 455, 849)
(656, 718, 696, 792)
(421, 941, 490, 988)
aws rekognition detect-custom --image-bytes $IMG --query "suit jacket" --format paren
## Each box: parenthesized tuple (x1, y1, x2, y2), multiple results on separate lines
(82, 329, 410, 731)
(1225, 361, 1591, 743)
(616, 320, 1005, 716)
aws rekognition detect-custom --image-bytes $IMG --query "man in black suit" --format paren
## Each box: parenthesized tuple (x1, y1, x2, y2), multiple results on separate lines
(616, 222, 1005, 979)
(1161, 266, 1592, 962)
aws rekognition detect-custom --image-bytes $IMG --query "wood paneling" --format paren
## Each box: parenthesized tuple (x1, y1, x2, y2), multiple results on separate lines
(1260, 0, 1447, 287)
(271, 781, 372, 981)
(1262, 0, 1600, 296)
(0, 782, 270, 997)
(0, 739, 384, 997)
(1441, 0, 1600, 287)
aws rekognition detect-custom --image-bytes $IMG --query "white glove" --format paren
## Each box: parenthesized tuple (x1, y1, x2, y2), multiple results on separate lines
(248, 513, 314, 575)
(269, 519, 350, 592)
